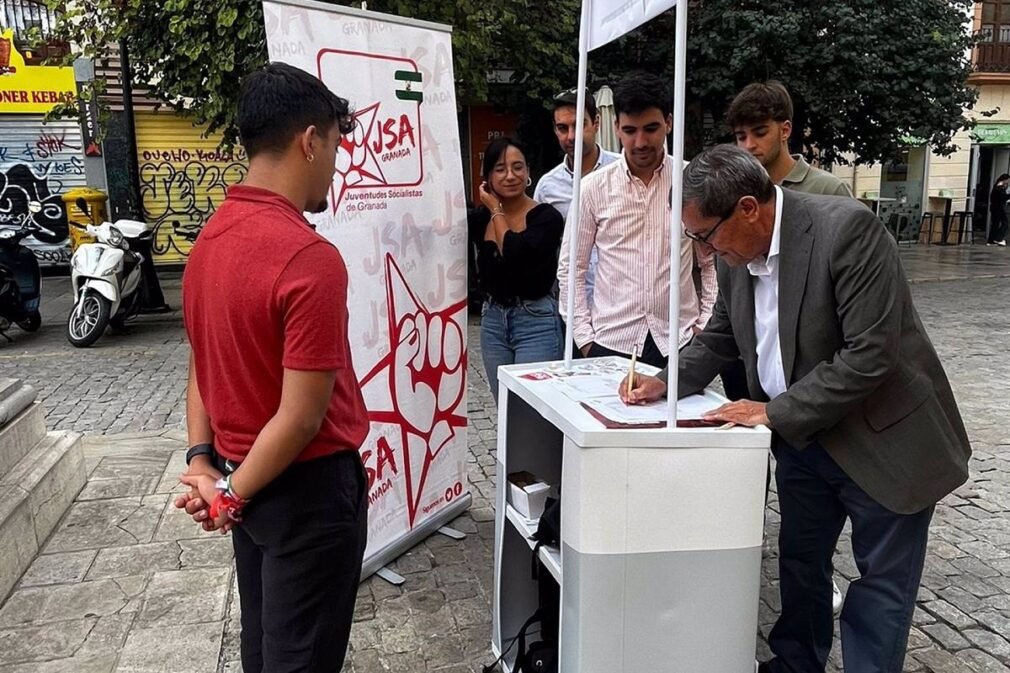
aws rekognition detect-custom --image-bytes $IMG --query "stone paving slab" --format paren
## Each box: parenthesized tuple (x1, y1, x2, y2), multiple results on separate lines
(136, 568, 231, 628)
(87, 542, 183, 581)
(116, 622, 225, 673)
(18, 550, 97, 588)
(0, 249, 1009, 672)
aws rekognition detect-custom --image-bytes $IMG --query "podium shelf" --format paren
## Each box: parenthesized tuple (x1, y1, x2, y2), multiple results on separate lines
(505, 503, 562, 583)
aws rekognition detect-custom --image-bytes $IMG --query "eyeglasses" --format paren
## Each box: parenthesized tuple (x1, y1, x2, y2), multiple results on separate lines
(684, 203, 736, 244)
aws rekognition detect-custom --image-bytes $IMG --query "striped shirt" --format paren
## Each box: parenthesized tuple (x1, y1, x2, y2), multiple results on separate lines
(534, 145, 622, 306)
(557, 153, 717, 356)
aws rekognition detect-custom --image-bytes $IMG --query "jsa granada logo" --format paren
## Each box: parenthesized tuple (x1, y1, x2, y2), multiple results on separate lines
(317, 49, 425, 212)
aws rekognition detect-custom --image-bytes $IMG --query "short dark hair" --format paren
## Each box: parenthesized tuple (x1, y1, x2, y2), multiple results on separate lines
(481, 137, 527, 180)
(726, 81, 794, 129)
(684, 144, 774, 218)
(613, 72, 672, 118)
(553, 88, 598, 121)
(237, 62, 353, 158)
(998, 173, 1010, 183)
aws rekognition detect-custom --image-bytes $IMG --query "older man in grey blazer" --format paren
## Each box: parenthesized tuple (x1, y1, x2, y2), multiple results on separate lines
(623, 145, 971, 673)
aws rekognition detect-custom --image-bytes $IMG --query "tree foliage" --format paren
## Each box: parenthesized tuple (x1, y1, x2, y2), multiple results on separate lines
(42, 0, 578, 147)
(44, 0, 977, 164)
(591, 0, 980, 165)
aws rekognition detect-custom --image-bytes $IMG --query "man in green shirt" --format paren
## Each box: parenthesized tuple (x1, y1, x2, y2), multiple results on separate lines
(721, 82, 854, 403)
(724, 81, 853, 624)
(728, 81, 852, 197)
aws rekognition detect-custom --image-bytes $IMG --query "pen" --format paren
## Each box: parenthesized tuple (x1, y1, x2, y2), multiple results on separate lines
(626, 344, 638, 399)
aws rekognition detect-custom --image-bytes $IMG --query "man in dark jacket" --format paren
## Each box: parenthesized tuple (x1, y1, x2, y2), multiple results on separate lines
(624, 145, 971, 673)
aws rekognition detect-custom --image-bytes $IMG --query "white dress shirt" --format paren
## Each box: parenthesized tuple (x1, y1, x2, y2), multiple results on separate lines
(748, 185, 787, 399)
(557, 153, 718, 356)
(533, 145, 621, 220)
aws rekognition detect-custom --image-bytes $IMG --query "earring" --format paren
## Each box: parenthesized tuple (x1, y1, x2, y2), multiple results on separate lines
(306, 154, 315, 163)
(526, 177, 532, 187)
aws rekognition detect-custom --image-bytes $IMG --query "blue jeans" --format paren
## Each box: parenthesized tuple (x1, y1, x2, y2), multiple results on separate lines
(480, 296, 563, 402)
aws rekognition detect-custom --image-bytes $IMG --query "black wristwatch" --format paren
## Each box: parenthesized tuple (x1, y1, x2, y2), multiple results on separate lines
(185, 443, 215, 465)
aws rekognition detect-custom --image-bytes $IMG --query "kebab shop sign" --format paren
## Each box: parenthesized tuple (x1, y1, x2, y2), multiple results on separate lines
(0, 30, 76, 114)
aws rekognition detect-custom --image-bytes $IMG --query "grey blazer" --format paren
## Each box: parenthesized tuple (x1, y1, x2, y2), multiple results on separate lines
(664, 189, 971, 514)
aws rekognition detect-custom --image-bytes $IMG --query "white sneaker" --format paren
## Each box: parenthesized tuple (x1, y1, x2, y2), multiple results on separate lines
(999, 241, 1007, 246)
(832, 580, 843, 616)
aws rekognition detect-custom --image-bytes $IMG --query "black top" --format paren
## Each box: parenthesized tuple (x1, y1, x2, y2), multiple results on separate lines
(468, 203, 564, 305)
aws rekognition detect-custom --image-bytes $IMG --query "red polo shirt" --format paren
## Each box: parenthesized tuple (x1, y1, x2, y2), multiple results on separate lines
(182, 185, 369, 462)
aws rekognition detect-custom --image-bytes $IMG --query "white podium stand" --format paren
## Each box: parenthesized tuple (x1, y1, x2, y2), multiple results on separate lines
(491, 358, 772, 673)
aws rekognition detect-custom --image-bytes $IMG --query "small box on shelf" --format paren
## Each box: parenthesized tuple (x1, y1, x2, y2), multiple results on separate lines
(507, 471, 552, 520)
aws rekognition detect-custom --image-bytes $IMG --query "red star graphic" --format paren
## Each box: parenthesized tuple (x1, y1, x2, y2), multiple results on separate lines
(333, 102, 388, 210)
(358, 254, 467, 528)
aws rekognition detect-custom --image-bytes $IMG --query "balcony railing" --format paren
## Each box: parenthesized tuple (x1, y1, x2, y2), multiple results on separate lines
(974, 43, 1010, 74)
(1, 0, 56, 36)
(0, 0, 67, 65)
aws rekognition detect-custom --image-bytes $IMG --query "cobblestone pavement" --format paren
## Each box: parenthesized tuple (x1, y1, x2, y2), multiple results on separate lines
(1, 244, 1009, 672)
(0, 273, 188, 435)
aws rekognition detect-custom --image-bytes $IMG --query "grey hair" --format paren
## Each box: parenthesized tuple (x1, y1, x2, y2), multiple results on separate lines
(683, 144, 774, 218)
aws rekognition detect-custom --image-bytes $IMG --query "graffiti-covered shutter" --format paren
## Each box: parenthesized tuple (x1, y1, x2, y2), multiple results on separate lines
(0, 117, 86, 265)
(133, 112, 247, 266)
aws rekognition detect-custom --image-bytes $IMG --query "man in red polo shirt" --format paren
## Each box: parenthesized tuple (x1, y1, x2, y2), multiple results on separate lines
(174, 62, 367, 673)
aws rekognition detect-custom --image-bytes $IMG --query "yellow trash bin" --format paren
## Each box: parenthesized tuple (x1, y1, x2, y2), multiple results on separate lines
(61, 188, 108, 251)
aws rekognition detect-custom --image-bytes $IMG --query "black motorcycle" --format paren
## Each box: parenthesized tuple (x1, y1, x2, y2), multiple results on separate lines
(0, 220, 43, 342)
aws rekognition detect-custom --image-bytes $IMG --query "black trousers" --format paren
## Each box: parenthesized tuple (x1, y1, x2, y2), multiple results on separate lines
(586, 331, 668, 369)
(766, 442, 932, 673)
(989, 209, 1008, 243)
(221, 451, 368, 673)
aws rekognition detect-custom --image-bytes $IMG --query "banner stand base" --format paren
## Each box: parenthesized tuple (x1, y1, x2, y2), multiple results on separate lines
(375, 567, 406, 586)
(361, 493, 473, 585)
(437, 526, 466, 541)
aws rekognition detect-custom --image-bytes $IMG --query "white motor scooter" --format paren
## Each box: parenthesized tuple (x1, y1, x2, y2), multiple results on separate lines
(66, 204, 157, 348)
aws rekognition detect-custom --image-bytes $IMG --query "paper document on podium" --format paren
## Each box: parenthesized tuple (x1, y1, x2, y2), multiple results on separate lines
(555, 372, 625, 401)
(582, 394, 720, 428)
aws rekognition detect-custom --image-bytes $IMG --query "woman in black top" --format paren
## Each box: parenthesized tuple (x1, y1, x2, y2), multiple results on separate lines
(989, 173, 1009, 245)
(469, 138, 564, 401)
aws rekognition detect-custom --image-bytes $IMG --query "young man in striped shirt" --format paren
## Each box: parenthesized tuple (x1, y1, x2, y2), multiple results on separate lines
(557, 72, 716, 369)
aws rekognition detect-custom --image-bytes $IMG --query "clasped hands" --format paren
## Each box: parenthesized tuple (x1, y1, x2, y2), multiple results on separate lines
(618, 372, 770, 427)
(173, 464, 234, 534)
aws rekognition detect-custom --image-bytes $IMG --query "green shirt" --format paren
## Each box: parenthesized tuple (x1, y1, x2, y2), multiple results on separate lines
(782, 154, 853, 197)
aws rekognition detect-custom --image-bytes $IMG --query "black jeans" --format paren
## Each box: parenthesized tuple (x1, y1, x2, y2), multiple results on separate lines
(219, 451, 368, 673)
(989, 209, 1008, 243)
(586, 331, 668, 369)
(766, 442, 932, 673)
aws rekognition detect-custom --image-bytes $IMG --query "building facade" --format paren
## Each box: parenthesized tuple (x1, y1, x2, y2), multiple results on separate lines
(0, 2, 87, 266)
(833, 2, 1009, 242)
